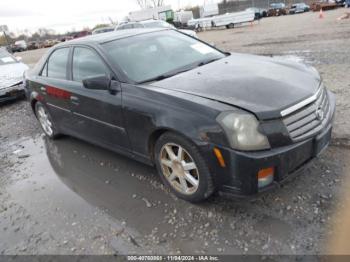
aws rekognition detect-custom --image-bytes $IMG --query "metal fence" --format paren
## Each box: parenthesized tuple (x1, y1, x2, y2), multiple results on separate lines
(218, 0, 314, 14)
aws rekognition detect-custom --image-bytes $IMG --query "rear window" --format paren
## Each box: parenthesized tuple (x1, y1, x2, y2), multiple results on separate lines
(47, 48, 70, 80)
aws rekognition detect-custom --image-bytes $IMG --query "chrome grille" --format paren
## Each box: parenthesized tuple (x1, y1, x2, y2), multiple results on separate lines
(282, 86, 331, 142)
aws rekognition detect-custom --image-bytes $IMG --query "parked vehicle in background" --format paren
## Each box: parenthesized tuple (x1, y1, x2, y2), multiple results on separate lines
(44, 39, 55, 48)
(335, 0, 346, 6)
(187, 17, 213, 31)
(289, 3, 310, 14)
(311, 1, 337, 11)
(267, 3, 288, 16)
(116, 20, 197, 38)
(11, 40, 27, 52)
(128, 5, 173, 22)
(92, 26, 115, 35)
(346, 0, 350, 7)
(245, 7, 267, 19)
(188, 10, 255, 30)
(27, 41, 39, 50)
(25, 28, 335, 202)
(0, 47, 28, 103)
(142, 20, 197, 37)
(173, 10, 194, 27)
(211, 10, 255, 28)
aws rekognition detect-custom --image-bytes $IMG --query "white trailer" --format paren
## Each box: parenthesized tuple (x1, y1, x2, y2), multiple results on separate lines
(188, 10, 255, 31)
(212, 10, 255, 28)
(187, 17, 213, 30)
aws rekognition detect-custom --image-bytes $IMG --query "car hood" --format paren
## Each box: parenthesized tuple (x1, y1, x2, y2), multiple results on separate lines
(149, 53, 321, 120)
(0, 62, 29, 90)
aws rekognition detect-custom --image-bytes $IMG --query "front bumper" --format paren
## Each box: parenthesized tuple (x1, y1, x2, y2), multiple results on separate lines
(0, 83, 25, 103)
(203, 91, 336, 197)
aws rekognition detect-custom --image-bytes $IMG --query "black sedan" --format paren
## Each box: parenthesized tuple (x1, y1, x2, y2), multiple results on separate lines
(24, 29, 335, 202)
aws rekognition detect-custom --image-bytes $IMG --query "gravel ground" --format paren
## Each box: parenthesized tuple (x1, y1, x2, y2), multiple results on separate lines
(1, 8, 350, 255)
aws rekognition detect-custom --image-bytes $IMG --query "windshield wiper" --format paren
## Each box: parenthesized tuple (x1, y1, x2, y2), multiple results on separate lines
(196, 57, 221, 67)
(138, 58, 221, 84)
(138, 73, 178, 84)
(138, 67, 194, 84)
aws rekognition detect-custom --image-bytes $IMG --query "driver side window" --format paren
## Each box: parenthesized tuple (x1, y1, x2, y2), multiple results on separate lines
(72, 47, 108, 82)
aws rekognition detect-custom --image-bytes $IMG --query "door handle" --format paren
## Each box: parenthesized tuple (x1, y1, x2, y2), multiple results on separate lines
(70, 96, 79, 104)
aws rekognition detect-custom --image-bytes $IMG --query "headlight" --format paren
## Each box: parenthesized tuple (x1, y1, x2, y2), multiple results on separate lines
(217, 111, 270, 151)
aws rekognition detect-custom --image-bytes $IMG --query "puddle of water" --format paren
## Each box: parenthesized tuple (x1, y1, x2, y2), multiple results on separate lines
(3, 135, 305, 254)
(5, 136, 243, 254)
(7, 136, 173, 234)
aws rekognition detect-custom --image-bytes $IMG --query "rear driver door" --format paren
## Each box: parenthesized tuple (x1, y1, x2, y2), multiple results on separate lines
(37, 47, 74, 131)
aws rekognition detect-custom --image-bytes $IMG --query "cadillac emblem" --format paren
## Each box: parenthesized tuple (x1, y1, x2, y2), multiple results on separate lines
(315, 107, 324, 121)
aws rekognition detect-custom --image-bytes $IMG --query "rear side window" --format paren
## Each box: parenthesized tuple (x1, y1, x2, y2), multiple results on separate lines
(47, 48, 69, 79)
(72, 47, 108, 82)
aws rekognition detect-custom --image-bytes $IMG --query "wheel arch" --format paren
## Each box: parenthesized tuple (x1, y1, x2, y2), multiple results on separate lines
(147, 127, 196, 163)
(31, 98, 38, 113)
(29, 91, 43, 115)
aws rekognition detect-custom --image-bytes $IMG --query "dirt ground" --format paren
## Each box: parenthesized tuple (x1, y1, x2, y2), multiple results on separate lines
(1, 8, 350, 255)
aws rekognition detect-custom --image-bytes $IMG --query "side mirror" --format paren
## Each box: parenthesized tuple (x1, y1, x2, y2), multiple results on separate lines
(82, 75, 110, 90)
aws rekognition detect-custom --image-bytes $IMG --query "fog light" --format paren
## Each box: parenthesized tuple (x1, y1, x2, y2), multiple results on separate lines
(258, 167, 274, 188)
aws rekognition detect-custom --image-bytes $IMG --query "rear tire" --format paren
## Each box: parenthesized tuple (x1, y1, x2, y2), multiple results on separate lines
(228, 23, 235, 29)
(34, 102, 60, 139)
(154, 132, 215, 202)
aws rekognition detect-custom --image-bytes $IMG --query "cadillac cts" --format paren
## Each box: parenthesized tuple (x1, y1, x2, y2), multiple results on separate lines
(24, 29, 335, 202)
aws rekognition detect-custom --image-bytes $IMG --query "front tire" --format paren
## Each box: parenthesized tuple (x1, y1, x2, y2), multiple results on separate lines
(35, 102, 59, 139)
(154, 132, 215, 202)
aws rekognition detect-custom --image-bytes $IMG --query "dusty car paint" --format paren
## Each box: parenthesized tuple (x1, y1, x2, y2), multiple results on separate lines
(150, 53, 321, 120)
(24, 29, 335, 197)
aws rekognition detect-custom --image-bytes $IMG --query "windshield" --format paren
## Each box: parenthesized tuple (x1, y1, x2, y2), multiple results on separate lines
(102, 30, 226, 83)
(0, 49, 17, 65)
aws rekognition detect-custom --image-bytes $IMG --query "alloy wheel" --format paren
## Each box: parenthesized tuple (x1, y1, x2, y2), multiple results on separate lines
(159, 143, 199, 195)
(37, 106, 53, 136)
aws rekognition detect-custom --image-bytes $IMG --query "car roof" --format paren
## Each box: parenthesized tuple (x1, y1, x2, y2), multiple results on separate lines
(56, 28, 165, 47)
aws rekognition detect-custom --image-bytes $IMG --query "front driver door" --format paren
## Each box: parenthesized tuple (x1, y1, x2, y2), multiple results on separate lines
(66, 46, 130, 151)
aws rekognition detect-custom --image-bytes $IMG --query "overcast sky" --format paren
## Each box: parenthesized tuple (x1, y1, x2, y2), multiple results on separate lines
(0, 0, 219, 35)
